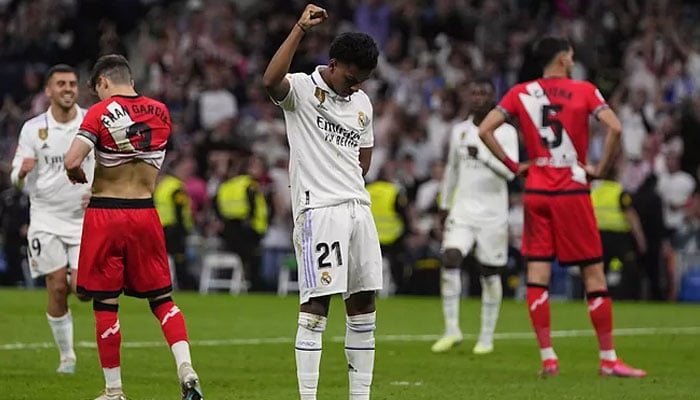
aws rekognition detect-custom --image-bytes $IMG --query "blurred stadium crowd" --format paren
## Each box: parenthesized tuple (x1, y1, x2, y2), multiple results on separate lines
(1, 0, 700, 301)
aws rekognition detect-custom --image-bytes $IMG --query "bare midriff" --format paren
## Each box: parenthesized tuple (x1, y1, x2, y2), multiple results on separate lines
(91, 160, 159, 199)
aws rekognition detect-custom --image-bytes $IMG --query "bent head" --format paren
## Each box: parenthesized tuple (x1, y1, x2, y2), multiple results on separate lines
(326, 32, 379, 97)
(533, 36, 574, 77)
(44, 64, 78, 112)
(88, 54, 134, 100)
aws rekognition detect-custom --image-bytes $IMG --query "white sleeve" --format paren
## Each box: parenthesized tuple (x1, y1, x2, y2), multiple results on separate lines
(271, 73, 301, 112)
(480, 124, 519, 181)
(439, 126, 460, 210)
(10, 122, 37, 188)
(360, 100, 374, 148)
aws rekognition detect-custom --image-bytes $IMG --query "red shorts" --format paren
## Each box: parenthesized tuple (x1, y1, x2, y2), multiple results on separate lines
(522, 191, 602, 266)
(77, 197, 172, 300)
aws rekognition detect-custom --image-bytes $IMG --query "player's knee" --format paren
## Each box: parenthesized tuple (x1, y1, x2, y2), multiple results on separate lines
(300, 296, 331, 317)
(298, 311, 327, 333)
(47, 279, 70, 300)
(346, 311, 376, 333)
(346, 291, 375, 315)
(148, 295, 173, 312)
(442, 249, 462, 269)
(93, 300, 119, 312)
(580, 262, 607, 291)
(481, 265, 502, 277)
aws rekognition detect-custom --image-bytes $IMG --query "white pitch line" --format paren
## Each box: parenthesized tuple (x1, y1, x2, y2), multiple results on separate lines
(1, 326, 699, 351)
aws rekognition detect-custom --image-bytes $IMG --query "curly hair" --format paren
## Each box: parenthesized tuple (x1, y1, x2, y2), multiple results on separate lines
(329, 32, 379, 71)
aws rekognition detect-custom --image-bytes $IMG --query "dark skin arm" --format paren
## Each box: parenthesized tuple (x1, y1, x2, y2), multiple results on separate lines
(478, 109, 529, 176)
(262, 4, 328, 102)
(359, 147, 372, 177)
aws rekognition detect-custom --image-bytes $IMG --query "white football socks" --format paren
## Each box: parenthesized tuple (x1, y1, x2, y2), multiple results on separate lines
(600, 349, 617, 361)
(171, 340, 192, 370)
(478, 275, 503, 345)
(295, 312, 326, 400)
(345, 312, 376, 400)
(46, 310, 76, 361)
(440, 268, 462, 337)
(540, 347, 557, 361)
(103, 366, 122, 390)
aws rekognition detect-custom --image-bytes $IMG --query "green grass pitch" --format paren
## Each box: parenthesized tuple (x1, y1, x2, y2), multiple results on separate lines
(1, 289, 699, 399)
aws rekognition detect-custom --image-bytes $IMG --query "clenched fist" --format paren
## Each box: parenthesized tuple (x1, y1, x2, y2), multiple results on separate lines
(297, 4, 328, 31)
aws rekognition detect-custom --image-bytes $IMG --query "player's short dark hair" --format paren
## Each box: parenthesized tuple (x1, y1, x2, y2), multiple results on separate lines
(470, 75, 495, 91)
(44, 64, 77, 86)
(329, 32, 379, 71)
(533, 36, 572, 69)
(88, 54, 132, 90)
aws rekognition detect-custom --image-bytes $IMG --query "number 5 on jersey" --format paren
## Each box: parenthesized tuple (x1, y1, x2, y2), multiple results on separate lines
(541, 104, 563, 149)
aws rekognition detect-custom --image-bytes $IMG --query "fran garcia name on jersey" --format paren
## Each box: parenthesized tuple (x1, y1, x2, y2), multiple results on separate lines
(316, 115, 360, 148)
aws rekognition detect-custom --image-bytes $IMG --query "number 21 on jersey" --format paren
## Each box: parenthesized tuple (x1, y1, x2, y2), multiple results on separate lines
(316, 241, 342, 269)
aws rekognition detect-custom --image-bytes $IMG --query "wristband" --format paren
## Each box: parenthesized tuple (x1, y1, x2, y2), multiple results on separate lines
(296, 22, 307, 33)
(503, 157, 519, 174)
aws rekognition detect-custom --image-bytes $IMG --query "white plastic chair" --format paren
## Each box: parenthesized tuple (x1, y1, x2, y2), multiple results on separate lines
(199, 252, 246, 295)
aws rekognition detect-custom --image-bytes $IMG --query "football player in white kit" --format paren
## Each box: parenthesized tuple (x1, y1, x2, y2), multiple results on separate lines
(263, 4, 382, 400)
(431, 77, 519, 354)
(10, 64, 94, 373)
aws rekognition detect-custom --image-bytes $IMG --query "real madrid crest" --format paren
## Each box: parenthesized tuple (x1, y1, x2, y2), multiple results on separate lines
(38, 128, 48, 140)
(320, 271, 332, 286)
(314, 87, 326, 106)
(357, 111, 367, 129)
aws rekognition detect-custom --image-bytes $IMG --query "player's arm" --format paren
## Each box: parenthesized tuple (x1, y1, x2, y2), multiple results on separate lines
(588, 108, 622, 179)
(359, 147, 372, 177)
(359, 101, 375, 177)
(480, 124, 518, 180)
(262, 4, 328, 101)
(64, 138, 92, 184)
(479, 109, 526, 175)
(439, 127, 459, 212)
(10, 123, 38, 189)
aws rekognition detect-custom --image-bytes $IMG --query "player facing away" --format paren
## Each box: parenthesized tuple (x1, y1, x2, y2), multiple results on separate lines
(432, 77, 518, 354)
(263, 4, 382, 400)
(478, 37, 646, 377)
(64, 55, 203, 400)
(10, 64, 93, 374)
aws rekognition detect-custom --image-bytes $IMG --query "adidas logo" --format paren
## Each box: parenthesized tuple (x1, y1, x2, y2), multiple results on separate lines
(41, 143, 49, 149)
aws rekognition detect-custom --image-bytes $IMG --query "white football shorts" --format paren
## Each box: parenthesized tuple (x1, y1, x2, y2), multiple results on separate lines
(26, 228, 80, 278)
(294, 201, 383, 304)
(442, 218, 508, 267)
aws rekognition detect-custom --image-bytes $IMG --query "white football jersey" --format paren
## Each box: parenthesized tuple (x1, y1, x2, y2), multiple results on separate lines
(275, 66, 374, 218)
(10, 106, 95, 238)
(440, 116, 518, 224)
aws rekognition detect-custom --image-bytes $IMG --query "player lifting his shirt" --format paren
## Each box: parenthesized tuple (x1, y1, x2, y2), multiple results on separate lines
(64, 54, 203, 400)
